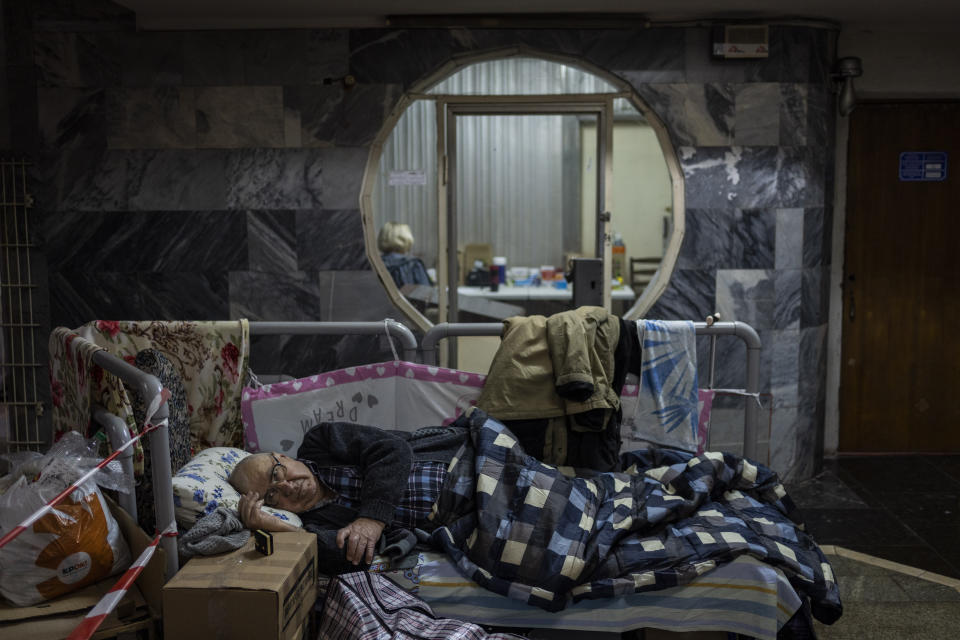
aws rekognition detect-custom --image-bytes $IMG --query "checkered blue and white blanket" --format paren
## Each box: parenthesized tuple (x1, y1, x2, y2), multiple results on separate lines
(428, 410, 842, 625)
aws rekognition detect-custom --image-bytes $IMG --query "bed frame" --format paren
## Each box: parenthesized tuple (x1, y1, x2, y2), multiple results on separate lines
(69, 317, 776, 638)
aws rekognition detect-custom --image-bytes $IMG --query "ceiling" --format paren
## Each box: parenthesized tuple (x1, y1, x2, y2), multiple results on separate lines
(115, 0, 960, 32)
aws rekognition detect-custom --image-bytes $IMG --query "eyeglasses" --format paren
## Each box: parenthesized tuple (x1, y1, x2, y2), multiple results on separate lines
(263, 453, 287, 507)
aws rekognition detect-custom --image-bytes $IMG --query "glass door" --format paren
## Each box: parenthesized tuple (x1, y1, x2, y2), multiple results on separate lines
(438, 97, 614, 351)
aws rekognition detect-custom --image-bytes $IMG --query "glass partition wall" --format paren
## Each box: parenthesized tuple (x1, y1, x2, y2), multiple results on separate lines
(363, 54, 683, 365)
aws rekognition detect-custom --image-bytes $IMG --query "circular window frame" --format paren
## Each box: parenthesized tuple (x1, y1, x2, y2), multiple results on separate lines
(360, 47, 685, 332)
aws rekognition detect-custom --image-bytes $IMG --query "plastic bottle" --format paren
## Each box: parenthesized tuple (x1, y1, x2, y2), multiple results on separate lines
(492, 257, 507, 286)
(612, 232, 626, 283)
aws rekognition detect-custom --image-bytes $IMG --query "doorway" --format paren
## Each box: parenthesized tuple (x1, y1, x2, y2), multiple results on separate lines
(840, 103, 960, 452)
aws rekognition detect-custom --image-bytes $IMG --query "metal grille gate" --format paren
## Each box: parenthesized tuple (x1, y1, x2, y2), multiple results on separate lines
(0, 158, 42, 453)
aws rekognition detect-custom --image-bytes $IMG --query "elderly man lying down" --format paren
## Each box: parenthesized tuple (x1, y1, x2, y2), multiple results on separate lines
(228, 409, 842, 624)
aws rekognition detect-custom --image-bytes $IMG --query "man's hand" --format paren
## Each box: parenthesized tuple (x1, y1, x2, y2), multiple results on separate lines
(336, 517, 385, 565)
(238, 491, 271, 530)
(237, 491, 298, 533)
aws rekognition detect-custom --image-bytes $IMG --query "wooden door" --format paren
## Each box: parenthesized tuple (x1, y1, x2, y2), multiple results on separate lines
(840, 103, 960, 452)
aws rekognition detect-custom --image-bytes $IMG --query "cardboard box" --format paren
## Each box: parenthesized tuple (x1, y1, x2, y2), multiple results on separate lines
(0, 498, 165, 639)
(162, 530, 317, 640)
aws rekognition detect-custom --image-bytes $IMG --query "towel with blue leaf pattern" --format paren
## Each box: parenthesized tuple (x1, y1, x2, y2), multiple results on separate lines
(623, 319, 700, 451)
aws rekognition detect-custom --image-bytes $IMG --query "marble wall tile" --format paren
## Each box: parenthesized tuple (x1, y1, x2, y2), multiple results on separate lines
(679, 146, 780, 209)
(284, 85, 339, 147)
(770, 329, 800, 408)
(305, 30, 350, 84)
(247, 211, 297, 274)
(128, 150, 227, 210)
(634, 84, 734, 147)
(49, 271, 142, 328)
(617, 69, 686, 86)
(348, 29, 464, 87)
(297, 210, 368, 271)
(734, 83, 781, 146)
(769, 407, 799, 478)
(703, 408, 747, 455)
(801, 267, 830, 328)
(317, 270, 399, 322)
(778, 145, 826, 208)
(802, 207, 826, 267)
(242, 30, 307, 86)
(33, 31, 122, 87)
(284, 105, 302, 148)
(182, 31, 245, 86)
(775, 208, 803, 269)
(705, 326, 773, 401)
(793, 412, 821, 479)
(196, 86, 284, 148)
(806, 85, 831, 150)
(798, 325, 828, 418)
(779, 84, 808, 147)
(49, 270, 230, 327)
(774, 269, 802, 330)
(225, 149, 321, 210)
(45, 211, 247, 271)
(137, 271, 231, 320)
(33, 0, 135, 30)
(683, 28, 771, 85)
(804, 29, 832, 86)
(119, 31, 183, 86)
(821, 205, 833, 267)
(106, 86, 196, 148)
(300, 83, 403, 147)
(37, 87, 106, 150)
(716, 268, 775, 330)
(247, 334, 346, 379)
(228, 271, 324, 321)
(646, 269, 716, 321)
(773, 28, 815, 84)
(317, 146, 369, 209)
(676, 208, 775, 270)
(42, 147, 127, 212)
(580, 28, 685, 77)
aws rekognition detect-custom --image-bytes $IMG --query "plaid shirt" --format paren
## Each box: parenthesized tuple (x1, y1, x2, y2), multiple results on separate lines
(304, 459, 447, 529)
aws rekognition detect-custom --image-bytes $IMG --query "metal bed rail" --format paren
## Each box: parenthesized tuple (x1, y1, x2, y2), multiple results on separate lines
(421, 320, 763, 461)
(89, 346, 176, 579)
(250, 320, 418, 362)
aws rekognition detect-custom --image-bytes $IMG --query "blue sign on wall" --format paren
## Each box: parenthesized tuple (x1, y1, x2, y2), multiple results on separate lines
(899, 151, 948, 181)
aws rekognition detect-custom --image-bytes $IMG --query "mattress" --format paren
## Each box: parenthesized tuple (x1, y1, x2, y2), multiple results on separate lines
(374, 552, 802, 640)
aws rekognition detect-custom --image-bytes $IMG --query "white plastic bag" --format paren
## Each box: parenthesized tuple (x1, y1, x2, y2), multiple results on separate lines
(0, 435, 132, 606)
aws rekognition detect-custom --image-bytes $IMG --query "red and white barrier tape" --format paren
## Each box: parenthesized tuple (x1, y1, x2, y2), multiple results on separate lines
(0, 388, 170, 550)
(65, 522, 177, 640)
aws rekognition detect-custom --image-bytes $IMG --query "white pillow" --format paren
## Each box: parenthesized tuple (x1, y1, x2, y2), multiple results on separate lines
(172, 447, 302, 530)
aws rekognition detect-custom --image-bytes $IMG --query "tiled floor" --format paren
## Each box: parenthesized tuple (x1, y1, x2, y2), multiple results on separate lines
(787, 455, 960, 580)
(814, 548, 960, 639)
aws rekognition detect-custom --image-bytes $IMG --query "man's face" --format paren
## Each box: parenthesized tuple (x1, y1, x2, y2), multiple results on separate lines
(243, 452, 322, 513)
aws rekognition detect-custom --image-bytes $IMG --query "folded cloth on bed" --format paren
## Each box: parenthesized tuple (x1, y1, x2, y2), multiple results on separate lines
(429, 409, 842, 625)
(319, 571, 525, 640)
(623, 319, 700, 451)
(178, 506, 250, 560)
(75, 320, 250, 451)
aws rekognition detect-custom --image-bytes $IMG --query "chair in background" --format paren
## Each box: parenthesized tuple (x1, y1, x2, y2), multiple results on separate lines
(629, 257, 661, 295)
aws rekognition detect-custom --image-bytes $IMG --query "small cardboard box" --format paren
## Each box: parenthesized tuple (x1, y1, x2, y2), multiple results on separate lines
(0, 498, 165, 639)
(162, 530, 317, 640)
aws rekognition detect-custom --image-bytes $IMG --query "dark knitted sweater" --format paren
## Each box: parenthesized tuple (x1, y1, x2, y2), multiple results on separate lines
(294, 420, 468, 575)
